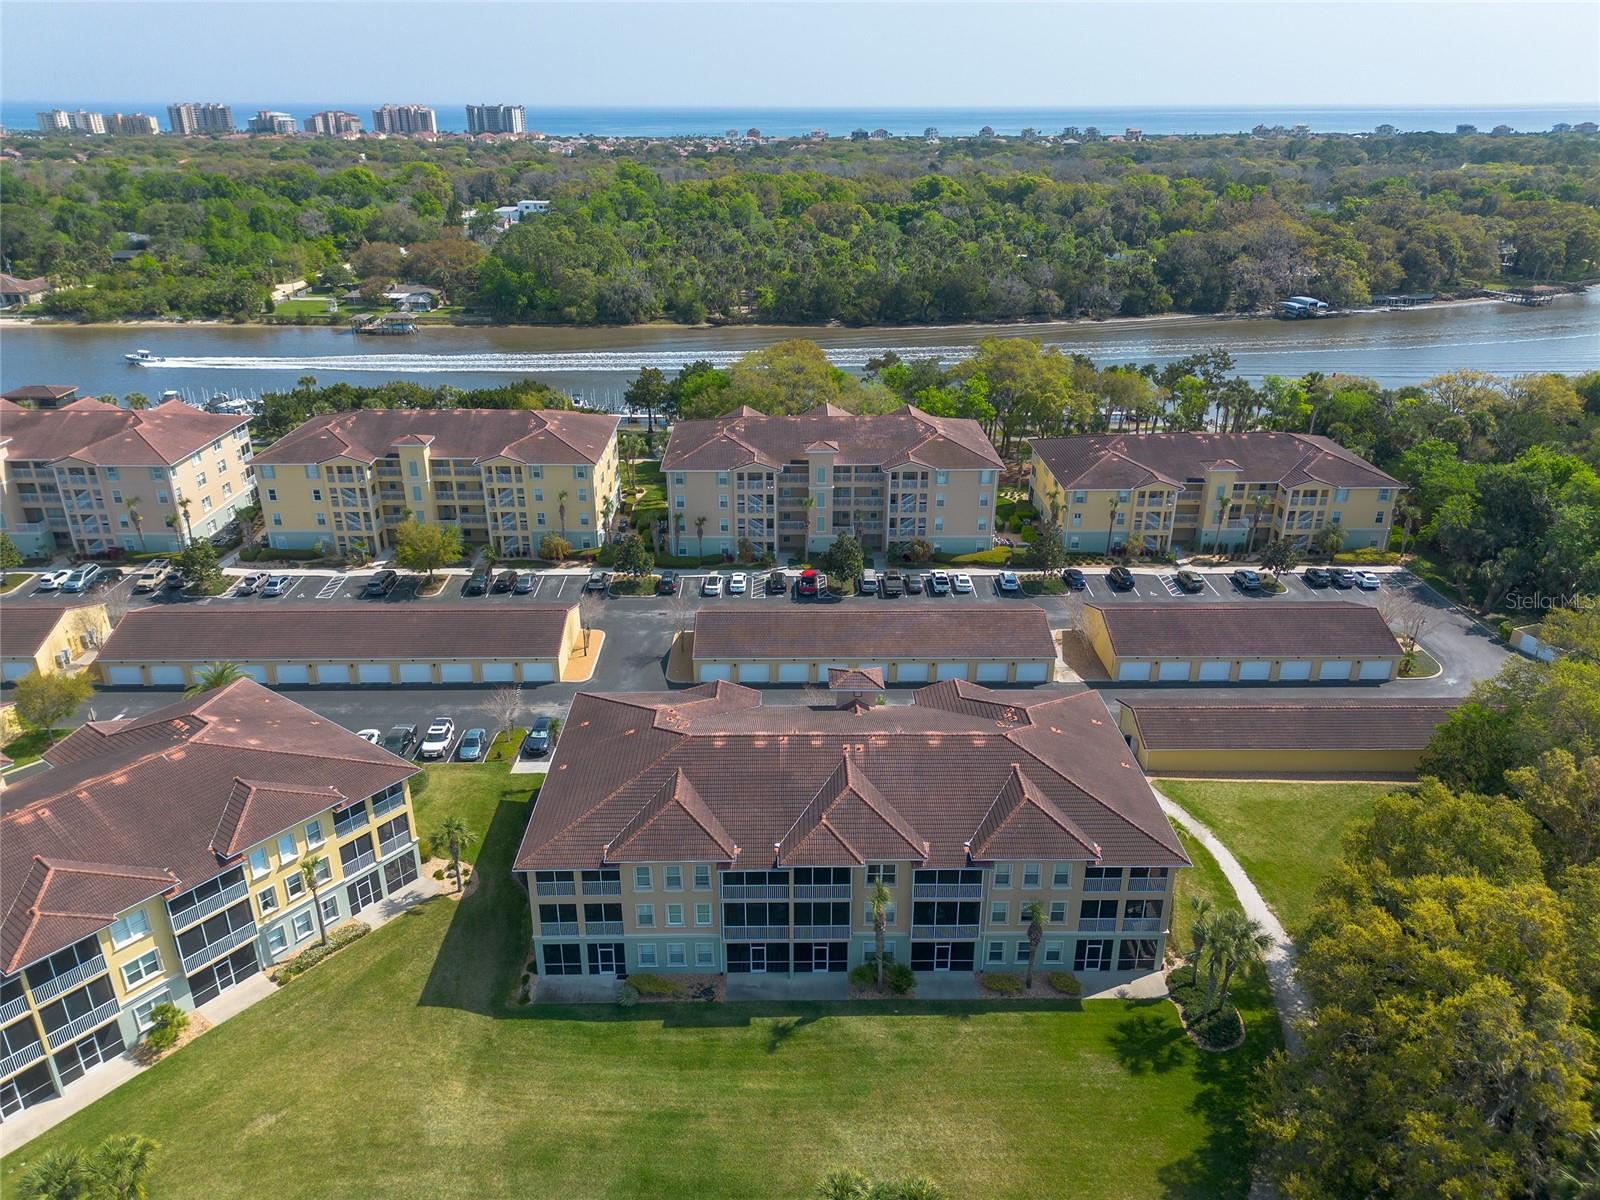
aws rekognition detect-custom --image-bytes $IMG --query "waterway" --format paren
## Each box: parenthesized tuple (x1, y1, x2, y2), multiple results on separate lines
(1, 294, 1595, 408)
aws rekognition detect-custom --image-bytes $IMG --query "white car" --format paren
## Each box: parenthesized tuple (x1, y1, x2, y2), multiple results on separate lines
(952, 572, 974, 594)
(701, 575, 723, 597)
(261, 574, 293, 597)
(59, 563, 101, 593)
(356, 729, 382, 745)
(1355, 570, 1381, 590)
(418, 718, 456, 759)
(728, 572, 747, 595)
(997, 571, 1020, 593)
(35, 569, 71, 592)
(929, 571, 952, 596)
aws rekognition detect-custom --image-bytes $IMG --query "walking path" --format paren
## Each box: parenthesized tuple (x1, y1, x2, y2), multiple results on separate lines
(1153, 788, 1308, 1057)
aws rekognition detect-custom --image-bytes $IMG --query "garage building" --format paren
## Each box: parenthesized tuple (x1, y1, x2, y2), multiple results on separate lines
(1, 602, 111, 682)
(1118, 698, 1459, 774)
(96, 604, 584, 688)
(692, 606, 1058, 686)
(1084, 601, 1402, 684)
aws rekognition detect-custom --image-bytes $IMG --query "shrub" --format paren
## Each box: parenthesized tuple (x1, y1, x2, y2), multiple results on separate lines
(433, 868, 446, 880)
(270, 922, 370, 983)
(417, 844, 431, 864)
(1498, 618, 1516, 641)
(617, 984, 640, 1008)
(848, 962, 877, 989)
(1047, 971, 1082, 997)
(886, 961, 915, 995)
(539, 533, 573, 562)
(142, 1001, 189, 1052)
(627, 972, 678, 997)
(1333, 547, 1401, 565)
(900, 538, 933, 565)
(981, 971, 1025, 994)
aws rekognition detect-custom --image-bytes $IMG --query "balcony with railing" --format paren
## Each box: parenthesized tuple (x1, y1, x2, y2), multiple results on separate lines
(912, 883, 983, 900)
(379, 832, 413, 860)
(1122, 917, 1163, 933)
(169, 879, 248, 930)
(584, 921, 624, 936)
(777, 519, 807, 533)
(724, 925, 790, 941)
(1076, 918, 1118, 933)
(1127, 879, 1168, 893)
(792, 925, 851, 940)
(721, 884, 788, 900)
(179, 921, 258, 974)
(581, 881, 621, 896)
(792, 884, 851, 900)
(540, 922, 579, 937)
(341, 846, 377, 875)
(911, 924, 979, 939)
(0, 994, 28, 1024)
(43, 997, 120, 1050)
(27, 955, 108, 1005)
(535, 880, 576, 897)
(1081, 879, 1122, 893)
(0, 1040, 46, 1079)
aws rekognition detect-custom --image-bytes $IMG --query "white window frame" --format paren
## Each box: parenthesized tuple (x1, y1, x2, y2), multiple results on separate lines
(121, 948, 162, 989)
(638, 944, 659, 967)
(634, 866, 653, 891)
(666, 903, 684, 927)
(109, 909, 152, 948)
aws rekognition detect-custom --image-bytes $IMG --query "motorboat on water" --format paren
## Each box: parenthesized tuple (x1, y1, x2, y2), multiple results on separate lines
(124, 348, 164, 364)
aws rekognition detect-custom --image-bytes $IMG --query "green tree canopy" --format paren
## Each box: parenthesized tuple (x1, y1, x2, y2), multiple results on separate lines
(392, 518, 463, 581)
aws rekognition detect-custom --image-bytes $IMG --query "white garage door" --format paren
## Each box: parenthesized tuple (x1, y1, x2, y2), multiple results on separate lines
(778, 663, 810, 683)
(1317, 660, 1353, 681)
(935, 662, 968, 681)
(737, 663, 771, 683)
(275, 665, 310, 685)
(1014, 663, 1049, 682)
(1278, 661, 1312, 681)
(315, 664, 351, 685)
(237, 664, 269, 683)
(481, 663, 515, 682)
(1197, 661, 1231, 682)
(1157, 661, 1192, 682)
(894, 662, 929, 683)
(698, 664, 733, 683)
(148, 665, 185, 686)
(1117, 662, 1153, 681)
(357, 663, 392, 685)
(1, 661, 30, 682)
(1358, 660, 1393, 680)
(398, 663, 433, 684)
(520, 662, 555, 683)
(105, 666, 144, 685)
(976, 663, 1009, 682)
(440, 663, 474, 684)
(1238, 661, 1271, 681)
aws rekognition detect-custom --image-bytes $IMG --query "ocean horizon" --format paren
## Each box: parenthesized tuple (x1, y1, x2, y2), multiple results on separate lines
(6, 102, 1597, 138)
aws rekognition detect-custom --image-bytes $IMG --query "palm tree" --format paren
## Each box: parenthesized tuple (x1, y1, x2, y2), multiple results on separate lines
(672, 511, 685, 555)
(870, 881, 892, 990)
(1185, 895, 1214, 965)
(556, 490, 569, 544)
(1022, 902, 1045, 988)
(1201, 910, 1272, 1015)
(126, 496, 146, 551)
(1247, 493, 1273, 554)
(1211, 496, 1231, 557)
(602, 494, 615, 541)
(432, 816, 478, 893)
(176, 496, 194, 546)
(301, 856, 329, 947)
(14, 1146, 88, 1200)
(186, 661, 246, 696)
(88, 1133, 160, 1200)
(694, 515, 707, 560)
(1394, 498, 1420, 558)
(1105, 496, 1120, 558)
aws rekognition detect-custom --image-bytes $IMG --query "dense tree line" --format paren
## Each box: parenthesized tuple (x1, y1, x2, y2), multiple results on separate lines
(253, 376, 570, 442)
(3, 130, 1596, 322)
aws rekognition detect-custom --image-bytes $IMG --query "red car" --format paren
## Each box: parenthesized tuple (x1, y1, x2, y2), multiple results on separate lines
(796, 569, 828, 597)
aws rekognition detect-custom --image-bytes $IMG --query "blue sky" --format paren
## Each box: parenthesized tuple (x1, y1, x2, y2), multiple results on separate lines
(4, 1, 1597, 107)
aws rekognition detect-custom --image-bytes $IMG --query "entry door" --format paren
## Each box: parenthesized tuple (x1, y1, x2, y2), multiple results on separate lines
(749, 945, 768, 974)
(346, 871, 381, 914)
(932, 943, 953, 972)
(591, 944, 619, 975)
(809, 944, 831, 972)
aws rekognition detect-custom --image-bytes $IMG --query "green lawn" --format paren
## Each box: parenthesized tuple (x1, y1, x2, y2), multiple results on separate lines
(1156, 780, 1402, 934)
(5, 765, 1275, 1199)
(627, 458, 667, 535)
(2, 728, 71, 767)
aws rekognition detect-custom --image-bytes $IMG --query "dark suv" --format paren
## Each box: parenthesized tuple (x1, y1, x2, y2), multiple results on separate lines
(463, 568, 490, 596)
(365, 569, 398, 597)
(1107, 565, 1136, 591)
(1302, 566, 1332, 588)
(381, 724, 418, 757)
(520, 717, 554, 759)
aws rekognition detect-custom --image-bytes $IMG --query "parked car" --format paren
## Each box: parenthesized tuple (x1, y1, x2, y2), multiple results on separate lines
(796, 569, 823, 597)
(1355, 570, 1381, 590)
(491, 569, 516, 594)
(1231, 568, 1262, 592)
(90, 567, 124, 590)
(997, 571, 1020, 593)
(235, 571, 268, 595)
(585, 572, 609, 593)
(418, 718, 456, 760)
(859, 569, 879, 595)
(929, 571, 952, 595)
(261, 574, 293, 597)
(381, 724, 418, 757)
(133, 559, 171, 593)
(952, 572, 974, 594)
(463, 568, 490, 596)
(764, 570, 786, 595)
(701, 574, 723, 597)
(657, 571, 680, 596)
(1061, 567, 1086, 591)
(164, 569, 189, 592)
(521, 716, 554, 759)
(1174, 569, 1205, 594)
(209, 521, 241, 549)
(1107, 565, 1135, 591)
(728, 572, 748, 595)
(365, 569, 399, 597)
(1302, 566, 1333, 589)
(457, 728, 487, 762)
(356, 729, 382, 746)
(35, 568, 71, 593)
(882, 570, 905, 598)
(1331, 567, 1358, 589)
(513, 570, 535, 595)
(905, 572, 925, 595)
(60, 563, 101, 593)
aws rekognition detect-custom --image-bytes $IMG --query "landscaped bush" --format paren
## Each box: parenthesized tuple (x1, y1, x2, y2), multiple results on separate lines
(271, 922, 370, 984)
(1333, 548, 1401, 565)
(1047, 972, 1083, 997)
(240, 546, 324, 563)
(626, 973, 677, 997)
(142, 1001, 189, 1052)
(981, 972, 1025, 994)
(433, 868, 446, 880)
(617, 984, 640, 1008)
(1166, 963, 1243, 1050)
(886, 961, 915, 995)
(1498, 619, 1516, 641)
(942, 547, 1013, 566)
(848, 962, 877, 989)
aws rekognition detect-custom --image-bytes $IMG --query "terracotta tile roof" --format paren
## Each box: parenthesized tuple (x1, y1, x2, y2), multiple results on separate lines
(0, 605, 73, 659)
(970, 765, 1100, 861)
(1089, 601, 1400, 659)
(0, 398, 247, 466)
(662, 403, 1002, 472)
(828, 667, 885, 690)
(1, 385, 77, 403)
(1121, 698, 1459, 751)
(604, 770, 738, 863)
(1, 680, 416, 973)
(693, 606, 1057, 663)
(515, 683, 1187, 874)
(98, 604, 576, 663)
(252, 408, 619, 467)
(1030, 431, 1401, 492)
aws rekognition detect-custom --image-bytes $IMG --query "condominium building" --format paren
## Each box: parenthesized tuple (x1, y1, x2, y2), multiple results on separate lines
(661, 403, 1004, 558)
(35, 110, 106, 135)
(0, 680, 421, 1121)
(371, 104, 438, 135)
(304, 110, 363, 137)
(166, 103, 235, 136)
(1028, 431, 1404, 554)
(466, 103, 526, 135)
(0, 396, 254, 557)
(514, 680, 1187, 982)
(244, 110, 297, 135)
(252, 408, 620, 556)
(105, 113, 160, 137)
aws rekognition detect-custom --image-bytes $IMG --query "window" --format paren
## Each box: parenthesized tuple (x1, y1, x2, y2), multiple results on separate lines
(1022, 863, 1041, 889)
(1052, 863, 1071, 888)
(636, 904, 655, 928)
(223, 482, 233, 499)
(1072, 489, 1087, 504)
(196, 471, 207, 487)
(305, 820, 324, 848)
(1049, 901, 1067, 923)
(638, 944, 658, 967)
(315, 512, 327, 527)
(575, 467, 587, 480)
(694, 903, 712, 927)
(157, 491, 170, 505)
(978, 519, 988, 532)
(933, 517, 943, 532)
(816, 467, 826, 483)
(935, 493, 945, 508)
(666, 903, 684, 927)
(1016, 941, 1032, 963)
(664, 866, 683, 891)
(692, 865, 711, 891)
(990, 901, 1008, 924)
(121, 949, 162, 989)
(292, 911, 315, 941)
(987, 941, 1005, 964)
(866, 863, 897, 886)
(1330, 511, 1342, 525)
(257, 886, 279, 914)
(1375, 511, 1385, 524)
(277, 833, 298, 863)
(1334, 488, 1350, 502)
(695, 943, 715, 967)
(132, 989, 173, 1032)
(667, 944, 686, 966)
(320, 895, 339, 923)
(718, 495, 728, 509)
(312, 858, 332, 884)
(672, 473, 685, 486)
(306, 465, 321, 480)
(718, 519, 728, 533)
(1379, 487, 1392, 501)
(981, 470, 994, 484)
(311, 488, 322, 502)
(993, 865, 1012, 889)
(104, 466, 120, 481)
(284, 872, 305, 900)
(111, 490, 124, 504)
(1117, 939, 1159, 971)
(1044, 941, 1064, 964)
(1074, 939, 1113, 971)
(109, 909, 152, 948)
(267, 926, 288, 955)
(634, 866, 653, 891)
(258, 465, 276, 480)
(149, 468, 166, 481)
(248, 848, 270, 879)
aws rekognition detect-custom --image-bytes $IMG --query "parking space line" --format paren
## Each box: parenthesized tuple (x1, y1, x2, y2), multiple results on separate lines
(315, 576, 343, 600)
(1201, 575, 1221, 596)
(528, 575, 544, 597)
